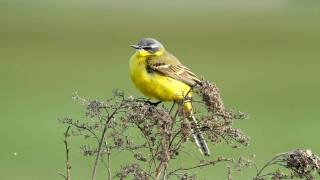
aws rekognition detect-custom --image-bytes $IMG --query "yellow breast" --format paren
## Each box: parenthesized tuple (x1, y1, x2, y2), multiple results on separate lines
(129, 53, 191, 102)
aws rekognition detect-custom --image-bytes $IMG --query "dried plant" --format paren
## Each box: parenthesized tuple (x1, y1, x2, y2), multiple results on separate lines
(57, 82, 319, 180)
(58, 126, 72, 180)
(254, 149, 320, 180)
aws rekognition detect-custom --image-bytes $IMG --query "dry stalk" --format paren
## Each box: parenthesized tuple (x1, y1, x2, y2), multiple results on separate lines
(58, 84, 319, 180)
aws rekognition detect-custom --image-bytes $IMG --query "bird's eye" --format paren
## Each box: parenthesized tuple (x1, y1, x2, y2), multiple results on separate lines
(143, 46, 152, 51)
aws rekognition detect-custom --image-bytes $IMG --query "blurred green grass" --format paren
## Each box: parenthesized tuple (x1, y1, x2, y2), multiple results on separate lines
(0, 0, 320, 179)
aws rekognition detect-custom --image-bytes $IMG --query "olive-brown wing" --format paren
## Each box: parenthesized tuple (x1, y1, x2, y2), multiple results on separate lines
(146, 54, 201, 86)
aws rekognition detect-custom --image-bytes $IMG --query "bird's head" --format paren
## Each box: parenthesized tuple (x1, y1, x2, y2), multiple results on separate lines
(130, 38, 165, 57)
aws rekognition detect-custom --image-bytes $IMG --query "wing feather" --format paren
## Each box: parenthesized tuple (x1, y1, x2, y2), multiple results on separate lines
(146, 53, 201, 86)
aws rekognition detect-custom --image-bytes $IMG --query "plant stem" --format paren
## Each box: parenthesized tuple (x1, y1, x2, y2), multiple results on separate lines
(91, 106, 120, 180)
(155, 161, 164, 180)
(107, 148, 111, 180)
(254, 152, 287, 179)
(61, 126, 71, 180)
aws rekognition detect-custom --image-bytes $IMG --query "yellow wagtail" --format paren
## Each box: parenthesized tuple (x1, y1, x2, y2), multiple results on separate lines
(129, 38, 210, 156)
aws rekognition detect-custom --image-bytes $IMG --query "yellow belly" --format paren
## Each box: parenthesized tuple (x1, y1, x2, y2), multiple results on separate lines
(129, 54, 191, 102)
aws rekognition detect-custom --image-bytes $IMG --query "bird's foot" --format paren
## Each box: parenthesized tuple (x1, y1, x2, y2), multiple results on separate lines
(145, 100, 162, 106)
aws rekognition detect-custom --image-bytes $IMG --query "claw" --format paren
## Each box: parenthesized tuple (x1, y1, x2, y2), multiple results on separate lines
(145, 100, 162, 106)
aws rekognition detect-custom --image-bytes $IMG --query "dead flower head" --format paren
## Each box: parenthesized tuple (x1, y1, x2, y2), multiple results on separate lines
(284, 149, 320, 179)
(116, 163, 148, 180)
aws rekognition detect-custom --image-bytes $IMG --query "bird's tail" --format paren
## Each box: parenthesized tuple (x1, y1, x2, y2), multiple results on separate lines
(188, 112, 210, 156)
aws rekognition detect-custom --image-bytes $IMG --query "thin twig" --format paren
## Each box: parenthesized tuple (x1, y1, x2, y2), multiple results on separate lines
(149, 142, 161, 172)
(64, 121, 99, 141)
(91, 103, 123, 180)
(169, 89, 192, 149)
(173, 89, 192, 120)
(168, 157, 233, 176)
(254, 152, 287, 179)
(59, 126, 72, 180)
(107, 148, 112, 180)
(136, 124, 157, 168)
(169, 129, 181, 147)
(91, 121, 109, 180)
(169, 101, 176, 114)
(161, 163, 168, 180)
(100, 140, 112, 180)
(155, 161, 165, 180)
(227, 165, 232, 180)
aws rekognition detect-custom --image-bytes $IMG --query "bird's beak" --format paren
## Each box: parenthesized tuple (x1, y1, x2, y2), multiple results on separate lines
(130, 44, 141, 49)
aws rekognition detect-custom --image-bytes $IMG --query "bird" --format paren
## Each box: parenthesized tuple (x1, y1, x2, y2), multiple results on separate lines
(129, 38, 210, 156)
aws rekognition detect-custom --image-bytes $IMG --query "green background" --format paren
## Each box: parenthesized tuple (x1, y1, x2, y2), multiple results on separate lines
(1, 0, 319, 179)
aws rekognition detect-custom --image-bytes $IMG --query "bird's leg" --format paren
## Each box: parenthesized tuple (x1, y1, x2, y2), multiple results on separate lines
(169, 101, 176, 114)
(145, 100, 162, 106)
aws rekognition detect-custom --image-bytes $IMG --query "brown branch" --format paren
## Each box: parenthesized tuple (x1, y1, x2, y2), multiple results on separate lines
(253, 152, 288, 180)
(91, 103, 123, 180)
(161, 163, 168, 180)
(59, 126, 72, 180)
(100, 141, 112, 180)
(60, 89, 253, 179)
(168, 157, 233, 177)
(149, 142, 161, 173)
(136, 124, 157, 169)
(64, 121, 99, 141)
(169, 129, 181, 148)
(227, 165, 232, 180)
(107, 148, 112, 180)
(154, 161, 165, 180)
(168, 101, 176, 114)
(169, 89, 192, 150)
(173, 88, 192, 120)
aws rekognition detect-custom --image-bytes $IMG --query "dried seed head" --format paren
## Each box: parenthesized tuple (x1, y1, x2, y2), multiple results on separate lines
(86, 100, 105, 117)
(199, 114, 250, 147)
(116, 163, 148, 180)
(134, 152, 147, 162)
(181, 118, 192, 142)
(284, 149, 320, 179)
(80, 145, 97, 156)
(196, 81, 225, 115)
(180, 173, 197, 180)
(196, 81, 248, 121)
(60, 90, 253, 179)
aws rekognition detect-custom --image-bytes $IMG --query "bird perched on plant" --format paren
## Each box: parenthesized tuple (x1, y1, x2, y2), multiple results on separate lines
(129, 38, 210, 156)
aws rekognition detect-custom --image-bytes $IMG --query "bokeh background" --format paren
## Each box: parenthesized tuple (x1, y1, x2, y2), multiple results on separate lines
(1, 0, 319, 179)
